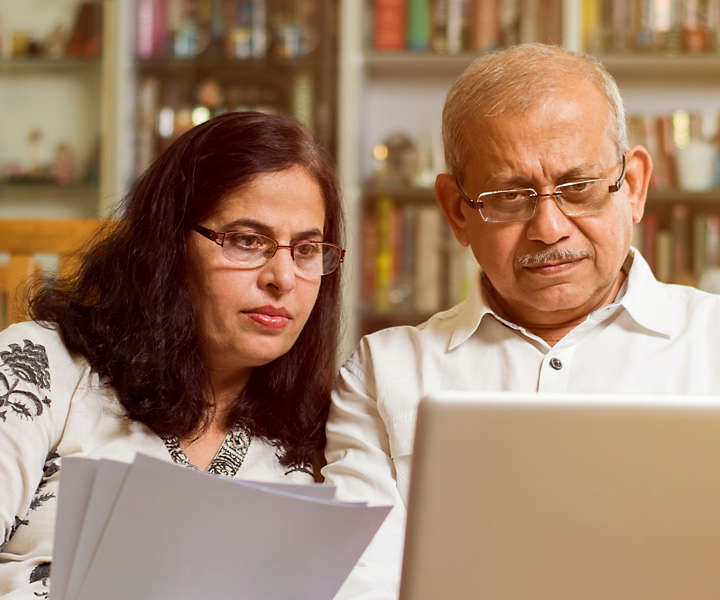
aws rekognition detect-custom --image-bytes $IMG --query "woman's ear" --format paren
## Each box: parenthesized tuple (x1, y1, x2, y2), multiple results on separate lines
(435, 173, 471, 247)
(623, 145, 653, 224)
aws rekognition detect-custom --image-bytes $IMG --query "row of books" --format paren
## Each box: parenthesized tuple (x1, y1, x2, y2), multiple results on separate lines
(633, 206, 720, 285)
(627, 110, 720, 192)
(361, 196, 477, 315)
(583, 0, 720, 54)
(372, 0, 561, 53)
(136, 0, 318, 59)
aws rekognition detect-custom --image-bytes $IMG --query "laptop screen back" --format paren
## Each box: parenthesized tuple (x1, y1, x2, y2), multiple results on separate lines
(400, 392, 720, 600)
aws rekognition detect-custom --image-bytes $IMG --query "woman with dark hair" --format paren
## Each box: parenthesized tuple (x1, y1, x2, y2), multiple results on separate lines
(0, 111, 345, 597)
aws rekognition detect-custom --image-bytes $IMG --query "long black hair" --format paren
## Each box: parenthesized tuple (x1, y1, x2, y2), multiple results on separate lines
(29, 111, 344, 470)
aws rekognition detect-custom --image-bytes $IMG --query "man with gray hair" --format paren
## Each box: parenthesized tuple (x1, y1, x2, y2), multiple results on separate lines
(325, 44, 720, 599)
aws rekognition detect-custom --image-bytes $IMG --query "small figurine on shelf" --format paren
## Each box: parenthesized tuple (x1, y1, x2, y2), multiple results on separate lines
(50, 142, 78, 185)
(27, 129, 49, 179)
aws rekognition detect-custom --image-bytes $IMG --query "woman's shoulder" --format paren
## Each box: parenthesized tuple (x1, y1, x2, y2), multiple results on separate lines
(0, 320, 89, 396)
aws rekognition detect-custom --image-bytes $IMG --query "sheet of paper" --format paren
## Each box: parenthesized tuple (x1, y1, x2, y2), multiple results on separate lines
(49, 457, 98, 600)
(55, 458, 339, 600)
(62, 459, 131, 600)
(76, 454, 389, 600)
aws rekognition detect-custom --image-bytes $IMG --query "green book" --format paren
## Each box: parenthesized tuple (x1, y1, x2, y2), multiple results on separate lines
(407, 0, 430, 50)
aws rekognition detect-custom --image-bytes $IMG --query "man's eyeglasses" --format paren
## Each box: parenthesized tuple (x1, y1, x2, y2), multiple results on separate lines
(193, 225, 345, 277)
(455, 155, 627, 223)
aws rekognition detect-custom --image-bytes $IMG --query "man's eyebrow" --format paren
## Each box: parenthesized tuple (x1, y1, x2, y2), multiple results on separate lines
(488, 163, 604, 188)
(222, 218, 323, 240)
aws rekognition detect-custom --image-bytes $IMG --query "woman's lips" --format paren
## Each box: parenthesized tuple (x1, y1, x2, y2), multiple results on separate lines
(243, 306, 291, 330)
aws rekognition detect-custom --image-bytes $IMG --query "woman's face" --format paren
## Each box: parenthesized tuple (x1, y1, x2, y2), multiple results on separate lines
(186, 166, 326, 378)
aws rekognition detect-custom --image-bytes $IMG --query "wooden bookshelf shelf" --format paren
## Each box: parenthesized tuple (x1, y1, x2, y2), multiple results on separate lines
(599, 53, 720, 80)
(0, 57, 101, 74)
(647, 189, 720, 207)
(365, 51, 480, 77)
(365, 50, 720, 80)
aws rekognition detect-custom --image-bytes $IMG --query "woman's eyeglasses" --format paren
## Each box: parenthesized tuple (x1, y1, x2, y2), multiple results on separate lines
(193, 224, 345, 277)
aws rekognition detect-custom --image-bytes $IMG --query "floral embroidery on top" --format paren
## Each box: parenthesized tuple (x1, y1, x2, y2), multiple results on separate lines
(162, 423, 251, 477)
(0, 339, 51, 423)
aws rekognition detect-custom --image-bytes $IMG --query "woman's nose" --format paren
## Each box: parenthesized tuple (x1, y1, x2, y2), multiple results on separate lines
(258, 247, 297, 292)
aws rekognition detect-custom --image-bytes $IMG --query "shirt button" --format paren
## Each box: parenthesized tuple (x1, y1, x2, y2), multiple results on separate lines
(549, 357, 563, 370)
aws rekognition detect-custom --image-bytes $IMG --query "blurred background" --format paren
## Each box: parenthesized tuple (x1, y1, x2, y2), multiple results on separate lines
(1, 0, 720, 356)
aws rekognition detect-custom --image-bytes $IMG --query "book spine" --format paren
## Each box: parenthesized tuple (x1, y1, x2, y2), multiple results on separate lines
(671, 203, 692, 283)
(519, 0, 539, 43)
(402, 204, 418, 310)
(472, 0, 499, 50)
(407, 0, 430, 50)
(361, 205, 378, 306)
(656, 229, 673, 282)
(251, 0, 267, 57)
(291, 71, 314, 131)
(642, 213, 659, 273)
(374, 0, 407, 50)
(431, 0, 449, 52)
(446, 0, 464, 53)
(137, 0, 155, 57)
(152, 0, 169, 57)
(414, 205, 442, 313)
(375, 196, 395, 311)
(693, 214, 707, 281)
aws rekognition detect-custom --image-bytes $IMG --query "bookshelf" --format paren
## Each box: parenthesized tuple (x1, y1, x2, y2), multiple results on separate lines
(337, 0, 720, 352)
(131, 0, 338, 178)
(0, 0, 116, 219)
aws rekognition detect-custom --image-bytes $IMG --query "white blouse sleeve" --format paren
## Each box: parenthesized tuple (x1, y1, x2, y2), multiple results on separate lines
(0, 323, 74, 598)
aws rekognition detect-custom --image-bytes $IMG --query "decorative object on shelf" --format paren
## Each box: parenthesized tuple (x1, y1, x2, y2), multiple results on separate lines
(65, 1, 102, 58)
(50, 143, 79, 186)
(371, 131, 417, 186)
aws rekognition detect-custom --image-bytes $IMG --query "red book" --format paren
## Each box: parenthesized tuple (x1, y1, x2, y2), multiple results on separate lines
(374, 0, 406, 50)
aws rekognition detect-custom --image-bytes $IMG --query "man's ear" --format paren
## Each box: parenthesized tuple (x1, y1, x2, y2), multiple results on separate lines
(435, 173, 471, 246)
(623, 145, 652, 224)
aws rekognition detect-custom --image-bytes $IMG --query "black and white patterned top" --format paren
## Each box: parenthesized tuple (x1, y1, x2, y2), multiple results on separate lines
(0, 321, 314, 599)
(162, 423, 251, 477)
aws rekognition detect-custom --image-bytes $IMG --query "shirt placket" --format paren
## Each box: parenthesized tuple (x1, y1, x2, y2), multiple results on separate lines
(537, 344, 577, 393)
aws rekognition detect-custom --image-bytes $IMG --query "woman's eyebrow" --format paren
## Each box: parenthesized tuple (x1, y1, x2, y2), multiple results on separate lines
(222, 219, 323, 240)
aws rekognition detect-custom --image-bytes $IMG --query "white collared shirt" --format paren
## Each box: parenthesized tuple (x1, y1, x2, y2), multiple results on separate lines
(324, 249, 720, 599)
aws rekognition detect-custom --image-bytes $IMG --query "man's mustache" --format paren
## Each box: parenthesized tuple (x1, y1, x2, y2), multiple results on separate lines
(516, 248, 592, 267)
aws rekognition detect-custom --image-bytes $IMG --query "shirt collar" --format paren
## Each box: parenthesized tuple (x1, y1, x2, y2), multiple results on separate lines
(618, 247, 676, 337)
(446, 246, 674, 352)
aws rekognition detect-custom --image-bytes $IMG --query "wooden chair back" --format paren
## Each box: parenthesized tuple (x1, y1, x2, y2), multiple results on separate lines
(0, 219, 107, 329)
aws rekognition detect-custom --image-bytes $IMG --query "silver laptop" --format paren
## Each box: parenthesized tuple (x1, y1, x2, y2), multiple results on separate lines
(400, 392, 720, 599)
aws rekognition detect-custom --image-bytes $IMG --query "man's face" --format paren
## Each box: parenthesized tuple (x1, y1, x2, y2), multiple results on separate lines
(437, 84, 650, 328)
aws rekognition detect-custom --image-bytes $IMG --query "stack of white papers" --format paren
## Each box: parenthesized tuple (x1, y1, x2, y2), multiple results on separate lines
(50, 454, 390, 600)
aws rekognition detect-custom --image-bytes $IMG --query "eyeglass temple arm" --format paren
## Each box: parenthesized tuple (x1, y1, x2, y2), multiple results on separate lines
(193, 224, 225, 246)
(608, 154, 627, 193)
(454, 177, 482, 209)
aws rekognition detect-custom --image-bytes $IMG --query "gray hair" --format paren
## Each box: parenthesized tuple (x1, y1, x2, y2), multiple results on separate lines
(442, 43, 629, 179)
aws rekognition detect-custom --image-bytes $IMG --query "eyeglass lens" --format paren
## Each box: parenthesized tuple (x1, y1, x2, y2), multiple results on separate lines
(481, 179, 610, 222)
(222, 231, 341, 276)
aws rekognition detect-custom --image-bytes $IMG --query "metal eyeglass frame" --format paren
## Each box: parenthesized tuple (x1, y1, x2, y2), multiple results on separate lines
(193, 224, 346, 276)
(454, 154, 627, 223)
